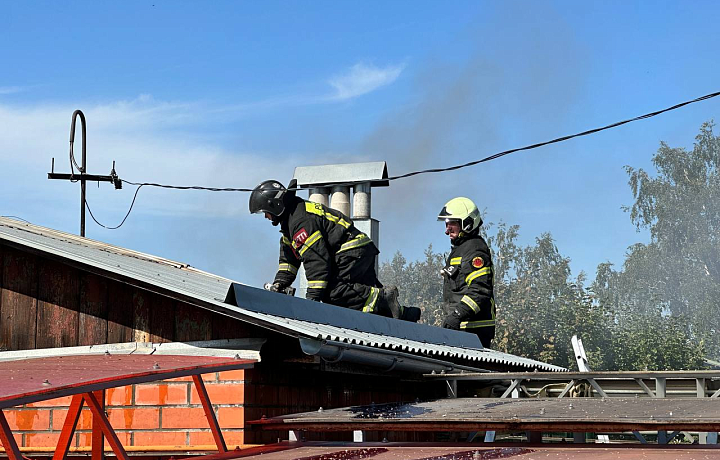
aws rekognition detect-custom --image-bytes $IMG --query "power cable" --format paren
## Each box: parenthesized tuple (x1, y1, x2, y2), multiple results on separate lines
(1, 216, 31, 224)
(85, 185, 144, 230)
(121, 180, 253, 192)
(388, 90, 720, 181)
(92, 90, 720, 229)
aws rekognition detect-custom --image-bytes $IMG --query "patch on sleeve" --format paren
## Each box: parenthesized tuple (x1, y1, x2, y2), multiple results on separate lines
(293, 228, 309, 247)
(472, 256, 485, 268)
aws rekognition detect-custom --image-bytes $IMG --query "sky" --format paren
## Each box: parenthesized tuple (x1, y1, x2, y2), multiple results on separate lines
(1, 1, 719, 290)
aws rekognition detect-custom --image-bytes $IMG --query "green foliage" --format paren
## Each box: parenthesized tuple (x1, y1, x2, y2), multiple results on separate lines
(379, 246, 446, 327)
(600, 121, 719, 361)
(593, 262, 706, 370)
(488, 225, 611, 369)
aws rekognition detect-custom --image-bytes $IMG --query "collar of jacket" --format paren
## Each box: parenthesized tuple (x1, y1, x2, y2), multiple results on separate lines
(451, 230, 480, 247)
(278, 196, 301, 233)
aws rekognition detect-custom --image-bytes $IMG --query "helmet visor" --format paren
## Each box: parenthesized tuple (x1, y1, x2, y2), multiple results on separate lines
(437, 206, 452, 221)
(249, 190, 266, 214)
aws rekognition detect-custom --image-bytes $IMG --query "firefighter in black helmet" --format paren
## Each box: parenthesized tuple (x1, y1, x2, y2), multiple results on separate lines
(250, 179, 407, 319)
(438, 197, 495, 348)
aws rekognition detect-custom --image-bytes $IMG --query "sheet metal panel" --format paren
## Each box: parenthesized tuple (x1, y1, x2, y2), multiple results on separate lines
(293, 162, 389, 187)
(0, 354, 254, 409)
(284, 319, 565, 371)
(251, 397, 720, 433)
(0, 218, 563, 372)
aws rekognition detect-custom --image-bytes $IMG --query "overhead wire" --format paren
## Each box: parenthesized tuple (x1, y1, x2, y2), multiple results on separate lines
(388, 90, 720, 181)
(85, 185, 144, 230)
(121, 180, 253, 192)
(88, 90, 720, 230)
(1, 216, 31, 224)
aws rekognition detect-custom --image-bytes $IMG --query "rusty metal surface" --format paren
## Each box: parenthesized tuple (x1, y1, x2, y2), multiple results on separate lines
(193, 443, 720, 460)
(250, 397, 720, 432)
(0, 354, 254, 409)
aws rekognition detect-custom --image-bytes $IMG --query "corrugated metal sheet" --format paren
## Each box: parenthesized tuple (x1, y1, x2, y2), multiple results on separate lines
(0, 217, 564, 372)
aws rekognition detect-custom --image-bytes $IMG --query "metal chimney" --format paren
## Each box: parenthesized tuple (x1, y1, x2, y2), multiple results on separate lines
(292, 161, 389, 298)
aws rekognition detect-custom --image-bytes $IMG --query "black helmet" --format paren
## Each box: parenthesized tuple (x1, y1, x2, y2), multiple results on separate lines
(249, 180, 287, 216)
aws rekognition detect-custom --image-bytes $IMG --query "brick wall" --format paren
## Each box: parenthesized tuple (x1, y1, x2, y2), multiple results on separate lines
(3, 370, 246, 452)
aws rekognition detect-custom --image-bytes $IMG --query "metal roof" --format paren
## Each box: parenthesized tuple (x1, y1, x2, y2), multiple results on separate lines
(251, 397, 720, 433)
(0, 217, 564, 372)
(293, 161, 389, 187)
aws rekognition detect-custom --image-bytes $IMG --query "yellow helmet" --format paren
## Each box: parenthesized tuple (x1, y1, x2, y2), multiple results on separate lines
(438, 197, 482, 233)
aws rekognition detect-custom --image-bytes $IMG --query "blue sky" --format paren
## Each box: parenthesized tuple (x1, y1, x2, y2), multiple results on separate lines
(1, 1, 719, 289)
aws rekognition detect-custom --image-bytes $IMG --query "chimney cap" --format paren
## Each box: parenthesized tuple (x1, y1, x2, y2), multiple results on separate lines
(293, 161, 389, 188)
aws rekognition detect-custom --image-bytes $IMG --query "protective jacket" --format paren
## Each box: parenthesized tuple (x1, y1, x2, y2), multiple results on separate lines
(442, 232, 495, 347)
(272, 196, 383, 312)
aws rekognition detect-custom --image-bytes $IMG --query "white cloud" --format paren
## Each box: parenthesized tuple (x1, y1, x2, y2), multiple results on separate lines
(0, 86, 24, 95)
(0, 98, 299, 225)
(328, 62, 405, 101)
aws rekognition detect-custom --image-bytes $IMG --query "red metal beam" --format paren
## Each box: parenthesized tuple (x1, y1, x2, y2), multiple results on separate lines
(52, 394, 84, 460)
(0, 410, 23, 460)
(82, 392, 130, 460)
(193, 375, 228, 453)
(91, 390, 105, 460)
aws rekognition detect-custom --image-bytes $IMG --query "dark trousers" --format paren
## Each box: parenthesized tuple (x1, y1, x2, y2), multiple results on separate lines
(472, 327, 494, 348)
(326, 248, 384, 313)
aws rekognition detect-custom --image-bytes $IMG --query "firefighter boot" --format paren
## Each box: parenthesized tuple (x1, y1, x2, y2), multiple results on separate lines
(401, 306, 421, 322)
(379, 285, 403, 319)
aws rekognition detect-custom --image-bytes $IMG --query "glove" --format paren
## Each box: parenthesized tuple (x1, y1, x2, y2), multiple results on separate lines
(263, 282, 283, 292)
(442, 310, 462, 330)
(442, 302, 474, 330)
(264, 282, 296, 296)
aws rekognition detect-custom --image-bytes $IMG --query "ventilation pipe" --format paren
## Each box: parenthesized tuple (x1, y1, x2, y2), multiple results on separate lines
(308, 187, 330, 207)
(330, 185, 351, 217)
(352, 182, 371, 219)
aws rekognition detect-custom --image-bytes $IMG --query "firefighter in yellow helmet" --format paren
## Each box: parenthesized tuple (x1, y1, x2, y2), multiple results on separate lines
(438, 197, 495, 348)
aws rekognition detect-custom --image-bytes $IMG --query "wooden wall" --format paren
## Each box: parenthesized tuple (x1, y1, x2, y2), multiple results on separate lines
(0, 243, 266, 351)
